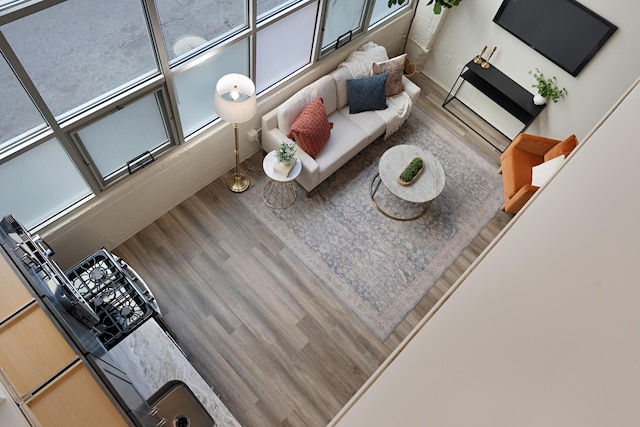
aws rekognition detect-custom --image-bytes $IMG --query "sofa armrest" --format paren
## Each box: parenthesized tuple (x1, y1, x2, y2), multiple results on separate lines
(402, 76, 421, 103)
(504, 184, 539, 214)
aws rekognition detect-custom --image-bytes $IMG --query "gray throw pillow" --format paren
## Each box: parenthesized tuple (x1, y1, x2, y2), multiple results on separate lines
(346, 73, 388, 114)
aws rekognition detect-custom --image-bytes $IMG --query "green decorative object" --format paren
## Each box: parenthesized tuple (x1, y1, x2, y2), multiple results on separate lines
(275, 141, 296, 164)
(388, 0, 462, 15)
(398, 157, 424, 185)
(529, 68, 567, 103)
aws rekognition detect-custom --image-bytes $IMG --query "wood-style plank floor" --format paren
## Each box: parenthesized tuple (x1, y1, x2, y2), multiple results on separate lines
(114, 73, 513, 427)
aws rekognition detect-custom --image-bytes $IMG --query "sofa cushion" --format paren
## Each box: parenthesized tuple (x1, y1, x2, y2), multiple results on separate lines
(346, 73, 388, 114)
(308, 75, 338, 114)
(330, 67, 353, 109)
(373, 54, 406, 96)
(543, 134, 578, 162)
(287, 97, 334, 159)
(277, 90, 314, 136)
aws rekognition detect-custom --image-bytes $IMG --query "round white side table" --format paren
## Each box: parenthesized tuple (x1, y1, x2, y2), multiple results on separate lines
(262, 151, 302, 209)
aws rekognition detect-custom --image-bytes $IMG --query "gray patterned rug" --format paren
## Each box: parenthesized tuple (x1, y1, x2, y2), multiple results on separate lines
(240, 106, 503, 341)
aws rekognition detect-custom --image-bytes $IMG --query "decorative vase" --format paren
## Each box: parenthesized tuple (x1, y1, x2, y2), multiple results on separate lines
(533, 94, 547, 105)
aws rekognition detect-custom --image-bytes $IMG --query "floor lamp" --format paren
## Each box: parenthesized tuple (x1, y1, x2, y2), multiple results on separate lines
(215, 73, 257, 193)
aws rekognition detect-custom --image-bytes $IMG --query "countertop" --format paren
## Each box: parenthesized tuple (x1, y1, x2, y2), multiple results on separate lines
(110, 318, 241, 427)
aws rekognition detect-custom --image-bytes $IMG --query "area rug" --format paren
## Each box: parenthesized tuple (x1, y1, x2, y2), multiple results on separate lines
(240, 106, 504, 341)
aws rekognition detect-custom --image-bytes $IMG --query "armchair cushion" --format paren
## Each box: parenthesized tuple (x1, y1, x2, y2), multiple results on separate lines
(500, 146, 542, 199)
(544, 134, 578, 162)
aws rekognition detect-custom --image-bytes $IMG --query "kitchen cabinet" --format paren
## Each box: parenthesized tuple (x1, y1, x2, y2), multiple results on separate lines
(0, 254, 34, 323)
(23, 360, 129, 427)
(0, 249, 134, 427)
(0, 303, 78, 398)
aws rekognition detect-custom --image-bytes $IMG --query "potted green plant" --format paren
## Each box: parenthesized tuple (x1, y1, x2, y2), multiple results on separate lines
(275, 141, 296, 165)
(529, 68, 567, 105)
(388, 0, 462, 15)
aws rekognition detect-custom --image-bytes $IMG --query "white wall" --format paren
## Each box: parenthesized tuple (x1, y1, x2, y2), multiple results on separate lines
(421, 0, 640, 141)
(331, 75, 640, 427)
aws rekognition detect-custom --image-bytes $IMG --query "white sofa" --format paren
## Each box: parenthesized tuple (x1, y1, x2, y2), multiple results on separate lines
(261, 44, 421, 195)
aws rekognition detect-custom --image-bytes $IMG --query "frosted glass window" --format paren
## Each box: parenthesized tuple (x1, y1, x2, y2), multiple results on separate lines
(322, 0, 367, 49)
(75, 92, 171, 183)
(0, 139, 92, 229)
(370, 0, 406, 27)
(0, 53, 46, 151)
(256, 1, 317, 93)
(2, 0, 158, 119)
(155, 0, 248, 63)
(173, 39, 250, 137)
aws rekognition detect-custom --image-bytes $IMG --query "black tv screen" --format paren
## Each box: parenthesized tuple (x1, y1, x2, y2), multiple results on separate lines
(493, 0, 617, 77)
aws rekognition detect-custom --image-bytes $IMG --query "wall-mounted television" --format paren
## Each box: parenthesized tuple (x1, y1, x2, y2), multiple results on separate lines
(493, 0, 617, 77)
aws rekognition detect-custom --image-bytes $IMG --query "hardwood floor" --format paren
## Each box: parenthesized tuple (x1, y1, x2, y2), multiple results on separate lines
(114, 73, 513, 427)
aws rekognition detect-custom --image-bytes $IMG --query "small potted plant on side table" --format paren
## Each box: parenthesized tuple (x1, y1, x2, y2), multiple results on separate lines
(529, 68, 567, 105)
(273, 141, 297, 176)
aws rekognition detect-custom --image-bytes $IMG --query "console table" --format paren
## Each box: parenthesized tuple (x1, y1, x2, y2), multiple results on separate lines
(443, 59, 546, 152)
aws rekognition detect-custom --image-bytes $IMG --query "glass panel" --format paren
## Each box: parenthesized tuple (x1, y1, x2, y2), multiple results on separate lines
(257, 0, 301, 20)
(75, 92, 170, 181)
(370, 0, 405, 27)
(0, 53, 46, 151)
(173, 39, 250, 137)
(2, 0, 158, 119)
(256, 1, 316, 93)
(0, 138, 92, 229)
(321, 0, 367, 49)
(155, 0, 248, 63)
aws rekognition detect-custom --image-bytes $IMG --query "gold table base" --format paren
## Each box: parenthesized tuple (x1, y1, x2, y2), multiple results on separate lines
(263, 180, 298, 209)
(369, 173, 432, 221)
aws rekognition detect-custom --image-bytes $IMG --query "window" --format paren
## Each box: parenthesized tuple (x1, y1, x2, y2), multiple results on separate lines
(257, 0, 302, 20)
(173, 39, 250, 136)
(256, 1, 317, 93)
(1, 0, 158, 120)
(0, 52, 46, 152)
(155, 0, 248, 64)
(0, 138, 92, 228)
(321, 0, 367, 50)
(73, 91, 172, 186)
(0, 0, 408, 228)
(370, 0, 406, 27)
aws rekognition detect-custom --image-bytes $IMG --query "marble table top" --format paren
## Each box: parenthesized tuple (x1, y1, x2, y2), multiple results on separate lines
(110, 319, 241, 427)
(379, 144, 445, 203)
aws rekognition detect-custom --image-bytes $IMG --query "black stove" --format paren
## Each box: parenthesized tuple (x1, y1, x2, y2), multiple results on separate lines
(65, 248, 159, 349)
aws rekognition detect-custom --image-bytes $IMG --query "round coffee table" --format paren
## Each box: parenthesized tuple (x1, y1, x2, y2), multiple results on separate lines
(370, 144, 445, 221)
(262, 150, 302, 209)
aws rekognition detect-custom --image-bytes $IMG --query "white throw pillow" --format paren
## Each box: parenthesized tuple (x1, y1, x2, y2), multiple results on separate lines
(531, 155, 565, 187)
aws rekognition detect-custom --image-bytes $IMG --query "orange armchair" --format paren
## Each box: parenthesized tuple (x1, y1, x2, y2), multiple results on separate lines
(499, 133, 578, 214)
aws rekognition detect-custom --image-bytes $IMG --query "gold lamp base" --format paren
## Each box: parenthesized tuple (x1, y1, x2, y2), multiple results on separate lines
(227, 172, 249, 193)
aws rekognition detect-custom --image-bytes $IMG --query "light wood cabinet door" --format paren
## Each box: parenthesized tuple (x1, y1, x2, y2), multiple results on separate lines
(0, 303, 78, 398)
(0, 254, 34, 324)
(25, 360, 129, 427)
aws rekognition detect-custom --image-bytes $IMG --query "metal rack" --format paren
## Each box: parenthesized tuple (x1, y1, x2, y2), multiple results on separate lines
(443, 59, 546, 152)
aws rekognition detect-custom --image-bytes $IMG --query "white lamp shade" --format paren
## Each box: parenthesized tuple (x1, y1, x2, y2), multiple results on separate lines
(215, 73, 257, 124)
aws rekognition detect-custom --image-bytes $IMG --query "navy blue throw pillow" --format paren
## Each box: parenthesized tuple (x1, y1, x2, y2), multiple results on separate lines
(346, 73, 388, 114)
